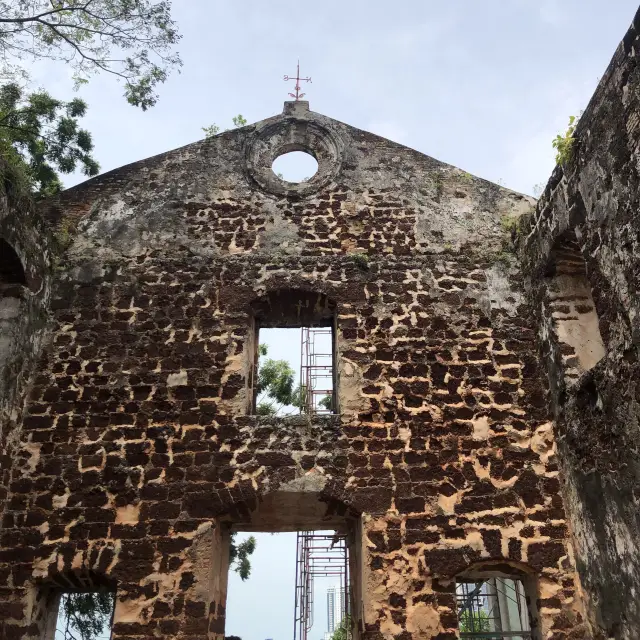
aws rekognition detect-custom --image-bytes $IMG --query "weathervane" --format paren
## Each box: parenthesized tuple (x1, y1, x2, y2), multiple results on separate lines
(284, 61, 311, 101)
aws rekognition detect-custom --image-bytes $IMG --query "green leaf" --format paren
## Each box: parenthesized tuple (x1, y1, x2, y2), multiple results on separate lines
(331, 615, 351, 640)
(232, 114, 247, 128)
(256, 358, 297, 406)
(229, 534, 257, 581)
(0, 82, 99, 198)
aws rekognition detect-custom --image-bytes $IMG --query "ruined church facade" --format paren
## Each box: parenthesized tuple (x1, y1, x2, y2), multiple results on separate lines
(1, 8, 640, 640)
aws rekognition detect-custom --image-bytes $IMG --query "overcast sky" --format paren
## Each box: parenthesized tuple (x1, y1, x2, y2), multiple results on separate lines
(35, 1, 639, 639)
(29, 0, 638, 196)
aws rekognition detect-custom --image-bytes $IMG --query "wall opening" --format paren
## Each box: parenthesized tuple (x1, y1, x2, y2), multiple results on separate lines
(456, 577, 532, 639)
(544, 231, 605, 385)
(0, 238, 28, 295)
(272, 151, 319, 183)
(219, 493, 362, 640)
(249, 290, 338, 415)
(42, 588, 115, 640)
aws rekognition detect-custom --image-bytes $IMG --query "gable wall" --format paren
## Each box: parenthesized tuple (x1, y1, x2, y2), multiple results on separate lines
(0, 104, 589, 639)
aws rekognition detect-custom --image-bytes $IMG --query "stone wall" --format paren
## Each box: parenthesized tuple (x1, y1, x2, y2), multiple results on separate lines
(519, 7, 640, 638)
(0, 103, 588, 639)
(0, 168, 52, 540)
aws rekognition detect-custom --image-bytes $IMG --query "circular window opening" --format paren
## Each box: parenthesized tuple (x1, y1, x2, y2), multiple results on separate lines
(272, 151, 318, 184)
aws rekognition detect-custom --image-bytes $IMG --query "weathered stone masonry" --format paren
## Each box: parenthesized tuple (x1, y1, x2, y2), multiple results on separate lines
(10, 8, 640, 631)
(519, 7, 640, 639)
(0, 99, 591, 640)
(0, 173, 52, 565)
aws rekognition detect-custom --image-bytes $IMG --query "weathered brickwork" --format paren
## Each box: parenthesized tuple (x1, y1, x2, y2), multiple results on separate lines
(519, 7, 640, 639)
(0, 168, 52, 543)
(0, 100, 592, 640)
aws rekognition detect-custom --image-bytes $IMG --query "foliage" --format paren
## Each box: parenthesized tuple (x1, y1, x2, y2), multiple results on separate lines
(351, 253, 369, 271)
(201, 123, 220, 138)
(58, 591, 114, 640)
(458, 608, 491, 632)
(331, 615, 350, 640)
(232, 114, 247, 128)
(552, 115, 578, 166)
(255, 342, 305, 415)
(203, 114, 247, 139)
(500, 213, 519, 234)
(0, 82, 98, 197)
(229, 533, 256, 581)
(255, 343, 334, 415)
(0, 0, 181, 110)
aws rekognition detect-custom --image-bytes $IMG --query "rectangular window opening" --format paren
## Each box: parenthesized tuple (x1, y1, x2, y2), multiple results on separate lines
(47, 589, 115, 640)
(456, 577, 532, 639)
(252, 325, 337, 416)
(225, 529, 358, 640)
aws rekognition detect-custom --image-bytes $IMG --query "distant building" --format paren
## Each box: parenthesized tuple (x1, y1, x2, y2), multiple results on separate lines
(326, 586, 346, 635)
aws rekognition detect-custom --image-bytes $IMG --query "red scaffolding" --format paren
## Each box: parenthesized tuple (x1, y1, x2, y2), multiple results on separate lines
(293, 532, 350, 640)
(300, 327, 334, 414)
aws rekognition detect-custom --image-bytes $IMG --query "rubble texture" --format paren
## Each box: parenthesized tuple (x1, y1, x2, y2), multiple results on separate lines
(0, 168, 52, 543)
(519, 7, 640, 639)
(0, 98, 591, 640)
(5, 8, 640, 627)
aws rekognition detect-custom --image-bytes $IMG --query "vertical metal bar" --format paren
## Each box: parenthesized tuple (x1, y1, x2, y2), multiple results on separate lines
(332, 315, 338, 413)
(300, 328, 304, 415)
(252, 321, 260, 414)
(344, 534, 349, 639)
(294, 532, 301, 640)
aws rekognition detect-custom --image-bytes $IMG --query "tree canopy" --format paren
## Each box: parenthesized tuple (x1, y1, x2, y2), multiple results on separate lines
(0, 1, 182, 199)
(331, 615, 350, 640)
(229, 533, 257, 581)
(0, 82, 99, 197)
(255, 343, 304, 416)
(0, 0, 181, 110)
(58, 591, 115, 640)
(255, 342, 333, 416)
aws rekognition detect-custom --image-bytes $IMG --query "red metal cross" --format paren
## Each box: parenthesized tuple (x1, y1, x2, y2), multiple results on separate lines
(284, 61, 311, 101)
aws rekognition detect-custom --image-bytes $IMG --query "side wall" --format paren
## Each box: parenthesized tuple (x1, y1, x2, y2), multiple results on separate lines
(521, 7, 640, 638)
(0, 173, 51, 537)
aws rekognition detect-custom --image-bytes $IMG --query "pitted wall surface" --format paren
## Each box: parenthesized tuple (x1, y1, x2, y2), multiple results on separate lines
(519, 7, 640, 639)
(0, 171, 52, 544)
(0, 102, 589, 639)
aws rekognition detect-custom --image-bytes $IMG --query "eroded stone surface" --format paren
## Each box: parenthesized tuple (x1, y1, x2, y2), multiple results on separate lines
(519, 7, 640, 639)
(0, 169, 52, 558)
(0, 94, 605, 640)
